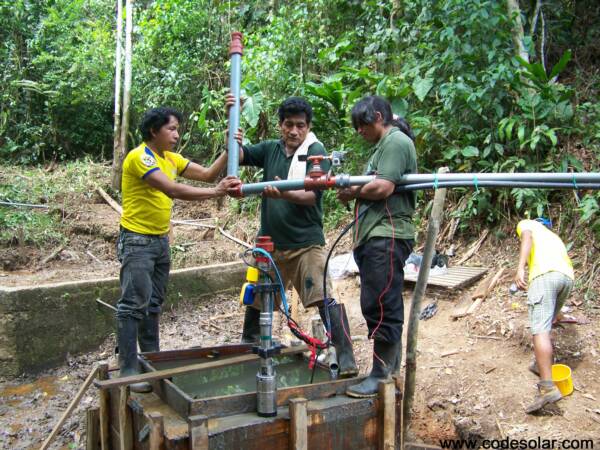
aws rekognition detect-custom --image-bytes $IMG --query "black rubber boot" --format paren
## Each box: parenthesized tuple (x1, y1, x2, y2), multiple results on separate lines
(346, 339, 400, 398)
(241, 307, 261, 344)
(319, 304, 358, 377)
(117, 317, 152, 393)
(138, 313, 160, 353)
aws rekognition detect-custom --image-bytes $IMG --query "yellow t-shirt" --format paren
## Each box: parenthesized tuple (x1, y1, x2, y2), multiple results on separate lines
(120, 143, 190, 235)
(516, 219, 574, 282)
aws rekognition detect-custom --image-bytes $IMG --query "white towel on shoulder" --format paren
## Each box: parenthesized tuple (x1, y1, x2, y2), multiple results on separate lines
(287, 132, 321, 180)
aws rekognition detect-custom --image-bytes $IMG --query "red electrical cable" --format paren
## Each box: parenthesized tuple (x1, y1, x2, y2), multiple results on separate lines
(371, 198, 396, 368)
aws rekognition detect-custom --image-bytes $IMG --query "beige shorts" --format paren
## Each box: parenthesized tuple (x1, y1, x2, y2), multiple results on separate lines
(528, 271, 573, 335)
(251, 245, 333, 310)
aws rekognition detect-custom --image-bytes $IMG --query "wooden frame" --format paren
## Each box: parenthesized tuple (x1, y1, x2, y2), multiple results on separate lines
(101, 343, 407, 449)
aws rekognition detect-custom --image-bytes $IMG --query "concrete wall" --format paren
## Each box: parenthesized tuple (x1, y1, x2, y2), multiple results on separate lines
(0, 262, 245, 377)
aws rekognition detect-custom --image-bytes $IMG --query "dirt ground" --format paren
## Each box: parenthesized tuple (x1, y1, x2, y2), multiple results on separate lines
(0, 197, 255, 287)
(1, 195, 599, 448)
(1, 245, 599, 448)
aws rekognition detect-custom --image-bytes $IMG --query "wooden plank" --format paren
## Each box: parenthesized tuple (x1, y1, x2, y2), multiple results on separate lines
(379, 380, 395, 450)
(96, 345, 308, 390)
(40, 364, 100, 450)
(393, 376, 403, 450)
(97, 363, 111, 450)
(118, 386, 133, 450)
(147, 412, 164, 450)
(404, 266, 488, 290)
(289, 397, 308, 450)
(86, 407, 100, 450)
(189, 376, 366, 418)
(188, 415, 209, 450)
(142, 343, 254, 364)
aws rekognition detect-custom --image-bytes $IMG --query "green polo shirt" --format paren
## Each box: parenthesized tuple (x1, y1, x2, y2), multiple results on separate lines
(241, 140, 331, 250)
(355, 127, 417, 248)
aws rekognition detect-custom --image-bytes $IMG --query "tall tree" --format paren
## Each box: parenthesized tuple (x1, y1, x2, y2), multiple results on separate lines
(112, 0, 133, 191)
(506, 0, 531, 63)
(111, 0, 124, 190)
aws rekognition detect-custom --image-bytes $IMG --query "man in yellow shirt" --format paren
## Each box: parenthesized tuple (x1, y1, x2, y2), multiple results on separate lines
(117, 106, 240, 392)
(515, 218, 574, 413)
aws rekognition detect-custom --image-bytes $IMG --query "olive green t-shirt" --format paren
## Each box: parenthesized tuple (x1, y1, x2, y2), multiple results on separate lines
(354, 127, 417, 248)
(241, 140, 331, 250)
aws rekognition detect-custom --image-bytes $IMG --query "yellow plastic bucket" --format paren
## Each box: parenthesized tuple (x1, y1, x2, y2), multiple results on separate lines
(552, 364, 573, 396)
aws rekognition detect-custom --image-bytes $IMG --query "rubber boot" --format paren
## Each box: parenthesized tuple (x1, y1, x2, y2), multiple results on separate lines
(319, 304, 358, 377)
(138, 313, 160, 353)
(346, 339, 400, 398)
(525, 380, 562, 414)
(117, 317, 152, 393)
(241, 307, 261, 344)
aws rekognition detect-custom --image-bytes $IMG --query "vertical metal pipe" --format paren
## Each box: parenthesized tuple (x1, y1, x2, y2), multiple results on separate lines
(227, 32, 243, 177)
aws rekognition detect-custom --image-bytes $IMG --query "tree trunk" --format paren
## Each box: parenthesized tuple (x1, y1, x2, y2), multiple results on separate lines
(506, 0, 530, 63)
(110, 0, 124, 191)
(113, 0, 133, 192)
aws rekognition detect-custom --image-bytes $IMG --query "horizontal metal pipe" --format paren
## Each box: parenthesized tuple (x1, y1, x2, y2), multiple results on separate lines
(396, 173, 600, 184)
(398, 181, 600, 191)
(238, 172, 600, 196)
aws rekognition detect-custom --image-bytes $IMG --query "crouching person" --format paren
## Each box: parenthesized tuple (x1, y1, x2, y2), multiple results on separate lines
(514, 218, 574, 413)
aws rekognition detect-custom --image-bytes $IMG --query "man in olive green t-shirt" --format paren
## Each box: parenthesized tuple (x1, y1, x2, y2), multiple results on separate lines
(338, 96, 417, 397)
(238, 96, 358, 377)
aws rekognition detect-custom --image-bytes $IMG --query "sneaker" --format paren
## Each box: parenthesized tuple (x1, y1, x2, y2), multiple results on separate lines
(525, 382, 562, 414)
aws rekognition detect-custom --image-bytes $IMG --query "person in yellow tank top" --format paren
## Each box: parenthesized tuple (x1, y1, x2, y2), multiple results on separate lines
(514, 218, 574, 413)
(116, 106, 240, 392)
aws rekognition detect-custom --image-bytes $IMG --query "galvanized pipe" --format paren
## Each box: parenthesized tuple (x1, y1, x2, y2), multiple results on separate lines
(237, 172, 600, 196)
(395, 172, 600, 184)
(227, 32, 243, 177)
(398, 181, 600, 191)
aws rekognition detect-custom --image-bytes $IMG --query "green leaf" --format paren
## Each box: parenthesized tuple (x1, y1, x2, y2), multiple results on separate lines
(390, 98, 408, 117)
(241, 93, 262, 128)
(549, 50, 572, 79)
(506, 119, 515, 141)
(412, 77, 434, 102)
(544, 128, 558, 146)
(517, 125, 526, 146)
(461, 146, 479, 158)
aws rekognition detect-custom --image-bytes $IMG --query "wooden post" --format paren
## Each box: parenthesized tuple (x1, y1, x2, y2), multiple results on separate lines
(188, 415, 209, 450)
(111, 0, 123, 190)
(118, 386, 132, 450)
(402, 168, 448, 441)
(97, 362, 111, 450)
(393, 376, 403, 450)
(379, 380, 395, 450)
(147, 412, 165, 450)
(289, 397, 308, 450)
(86, 407, 100, 450)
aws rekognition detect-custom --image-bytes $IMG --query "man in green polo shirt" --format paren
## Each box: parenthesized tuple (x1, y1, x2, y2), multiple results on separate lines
(337, 96, 417, 397)
(238, 96, 358, 377)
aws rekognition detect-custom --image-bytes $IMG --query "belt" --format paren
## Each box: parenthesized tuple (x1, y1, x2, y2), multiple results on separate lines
(120, 225, 169, 238)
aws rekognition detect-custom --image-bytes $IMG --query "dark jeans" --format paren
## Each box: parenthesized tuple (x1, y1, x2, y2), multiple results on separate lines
(353, 237, 413, 344)
(116, 229, 170, 321)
